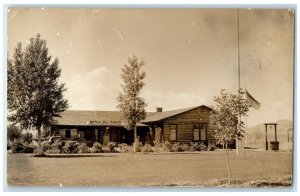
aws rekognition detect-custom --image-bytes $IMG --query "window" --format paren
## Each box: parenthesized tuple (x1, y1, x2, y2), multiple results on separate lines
(65, 129, 71, 138)
(78, 131, 84, 138)
(193, 124, 200, 141)
(200, 123, 207, 141)
(170, 125, 177, 141)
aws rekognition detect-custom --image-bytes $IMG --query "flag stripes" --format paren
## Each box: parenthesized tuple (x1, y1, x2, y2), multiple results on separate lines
(245, 90, 261, 110)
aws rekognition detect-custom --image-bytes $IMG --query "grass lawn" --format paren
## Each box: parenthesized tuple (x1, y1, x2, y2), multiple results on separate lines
(7, 150, 293, 187)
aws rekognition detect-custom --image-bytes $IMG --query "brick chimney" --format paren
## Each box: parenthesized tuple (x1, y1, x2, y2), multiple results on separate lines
(156, 107, 163, 112)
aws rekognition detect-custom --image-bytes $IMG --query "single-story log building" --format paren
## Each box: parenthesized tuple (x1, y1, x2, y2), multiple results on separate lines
(51, 105, 217, 146)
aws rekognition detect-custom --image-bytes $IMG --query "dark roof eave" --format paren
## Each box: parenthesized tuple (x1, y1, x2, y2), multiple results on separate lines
(52, 123, 149, 127)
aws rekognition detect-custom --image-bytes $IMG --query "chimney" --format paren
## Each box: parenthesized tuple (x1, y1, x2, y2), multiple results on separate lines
(156, 107, 163, 112)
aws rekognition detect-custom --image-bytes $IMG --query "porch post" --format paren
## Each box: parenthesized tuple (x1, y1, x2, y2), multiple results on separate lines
(274, 124, 277, 142)
(95, 128, 99, 142)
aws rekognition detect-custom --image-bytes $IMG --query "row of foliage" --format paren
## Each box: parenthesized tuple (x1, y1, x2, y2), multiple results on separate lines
(41, 141, 216, 154)
(7, 125, 216, 154)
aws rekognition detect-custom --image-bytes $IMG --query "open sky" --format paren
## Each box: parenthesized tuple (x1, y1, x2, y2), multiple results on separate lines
(7, 8, 294, 126)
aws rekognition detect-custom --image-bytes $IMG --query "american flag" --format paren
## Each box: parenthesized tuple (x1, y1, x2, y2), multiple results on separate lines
(245, 89, 261, 110)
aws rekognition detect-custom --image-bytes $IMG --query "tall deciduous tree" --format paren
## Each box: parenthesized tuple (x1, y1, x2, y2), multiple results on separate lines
(210, 89, 249, 184)
(7, 34, 69, 155)
(117, 55, 147, 152)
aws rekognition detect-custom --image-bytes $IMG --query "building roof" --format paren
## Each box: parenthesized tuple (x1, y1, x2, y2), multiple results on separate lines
(141, 105, 212, 123)
(54, 110, 154, 126)
(53, 105, 212, 126)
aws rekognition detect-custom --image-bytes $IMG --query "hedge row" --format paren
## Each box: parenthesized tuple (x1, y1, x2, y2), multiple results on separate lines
(8, 139, 216, 154)
(42, 141, 216, 154)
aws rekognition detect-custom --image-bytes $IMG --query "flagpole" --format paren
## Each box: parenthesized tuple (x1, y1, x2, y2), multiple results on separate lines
(236, 8, 240, 90)
(236, 8, 242, 155)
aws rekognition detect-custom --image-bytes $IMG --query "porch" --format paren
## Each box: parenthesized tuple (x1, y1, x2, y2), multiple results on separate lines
(51, 125, 150, 146)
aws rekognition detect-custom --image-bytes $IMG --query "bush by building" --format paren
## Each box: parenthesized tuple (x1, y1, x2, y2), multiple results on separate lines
(89, 142, 103, 153)
(62, 142, 78, 154)
(207, 143, 216, 151)
(78, 143, 89, 153)
(180, 143, 190, 152)
(141, 143, 154, 153)
(171, 142, 183, 152)
(45, 140, 62, 154)
(41, 141, 51, 153)
(118, 143, 134, 153)
(106, 142, 117, 152)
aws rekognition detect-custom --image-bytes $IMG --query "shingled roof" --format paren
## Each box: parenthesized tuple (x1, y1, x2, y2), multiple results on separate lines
(54, 110, 156, 126)
(53, 105, 212, 126)
(141, 105, 212, 123)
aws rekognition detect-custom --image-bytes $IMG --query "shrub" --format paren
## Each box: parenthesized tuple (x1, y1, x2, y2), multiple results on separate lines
(207, 143, 216, 151)
(22, 132, 33, 144)
(199, 142, 207, 151)
(136, 142, 143, 152)
(142, 144, 154, 153)
(7, 125, 22, 141)
(8, 139, 35, 153)
(46, 147, 61, 154)
(62, 142, 78, 154)
(153, 143, 162, 153)
(180, 144, 190, 152)
(7, 140, 13, 151)
(102, 146, 110, 153)
(161, 141, 172, 152)
(77, 143, 89, 153)
(89, 142, 103, 153)
(10, 140, 24, 153)
(22, 142, 35, 153)
(189, 142, 198, 151)
(42, 141, 51, 153)
(107, 142, 117, 152)
(171, 142, 183, 152)
(51, 139, 63, 150)
(119, 143, 133, 153)
(44, 140, 62, 154)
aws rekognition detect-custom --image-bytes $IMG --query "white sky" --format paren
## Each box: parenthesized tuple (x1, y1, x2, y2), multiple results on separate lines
(7, 8, 294, 127)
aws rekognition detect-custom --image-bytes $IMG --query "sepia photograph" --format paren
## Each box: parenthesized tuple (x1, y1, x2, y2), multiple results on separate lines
(5, 6, 294, 189)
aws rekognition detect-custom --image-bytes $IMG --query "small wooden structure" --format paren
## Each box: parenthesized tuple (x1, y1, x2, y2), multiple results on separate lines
(264, 123, 279, 151)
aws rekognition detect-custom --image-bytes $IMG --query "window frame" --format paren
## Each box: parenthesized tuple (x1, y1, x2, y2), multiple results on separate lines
(193, 123, 200, 141)
(169, 124, 177, 142)
(199, 123, 208, 142)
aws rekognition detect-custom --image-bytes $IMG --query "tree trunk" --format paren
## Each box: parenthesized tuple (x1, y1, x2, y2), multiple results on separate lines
(225, 142, 231, 185)
(37, 126, 43, 155)
(133, 125, 137, 153)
